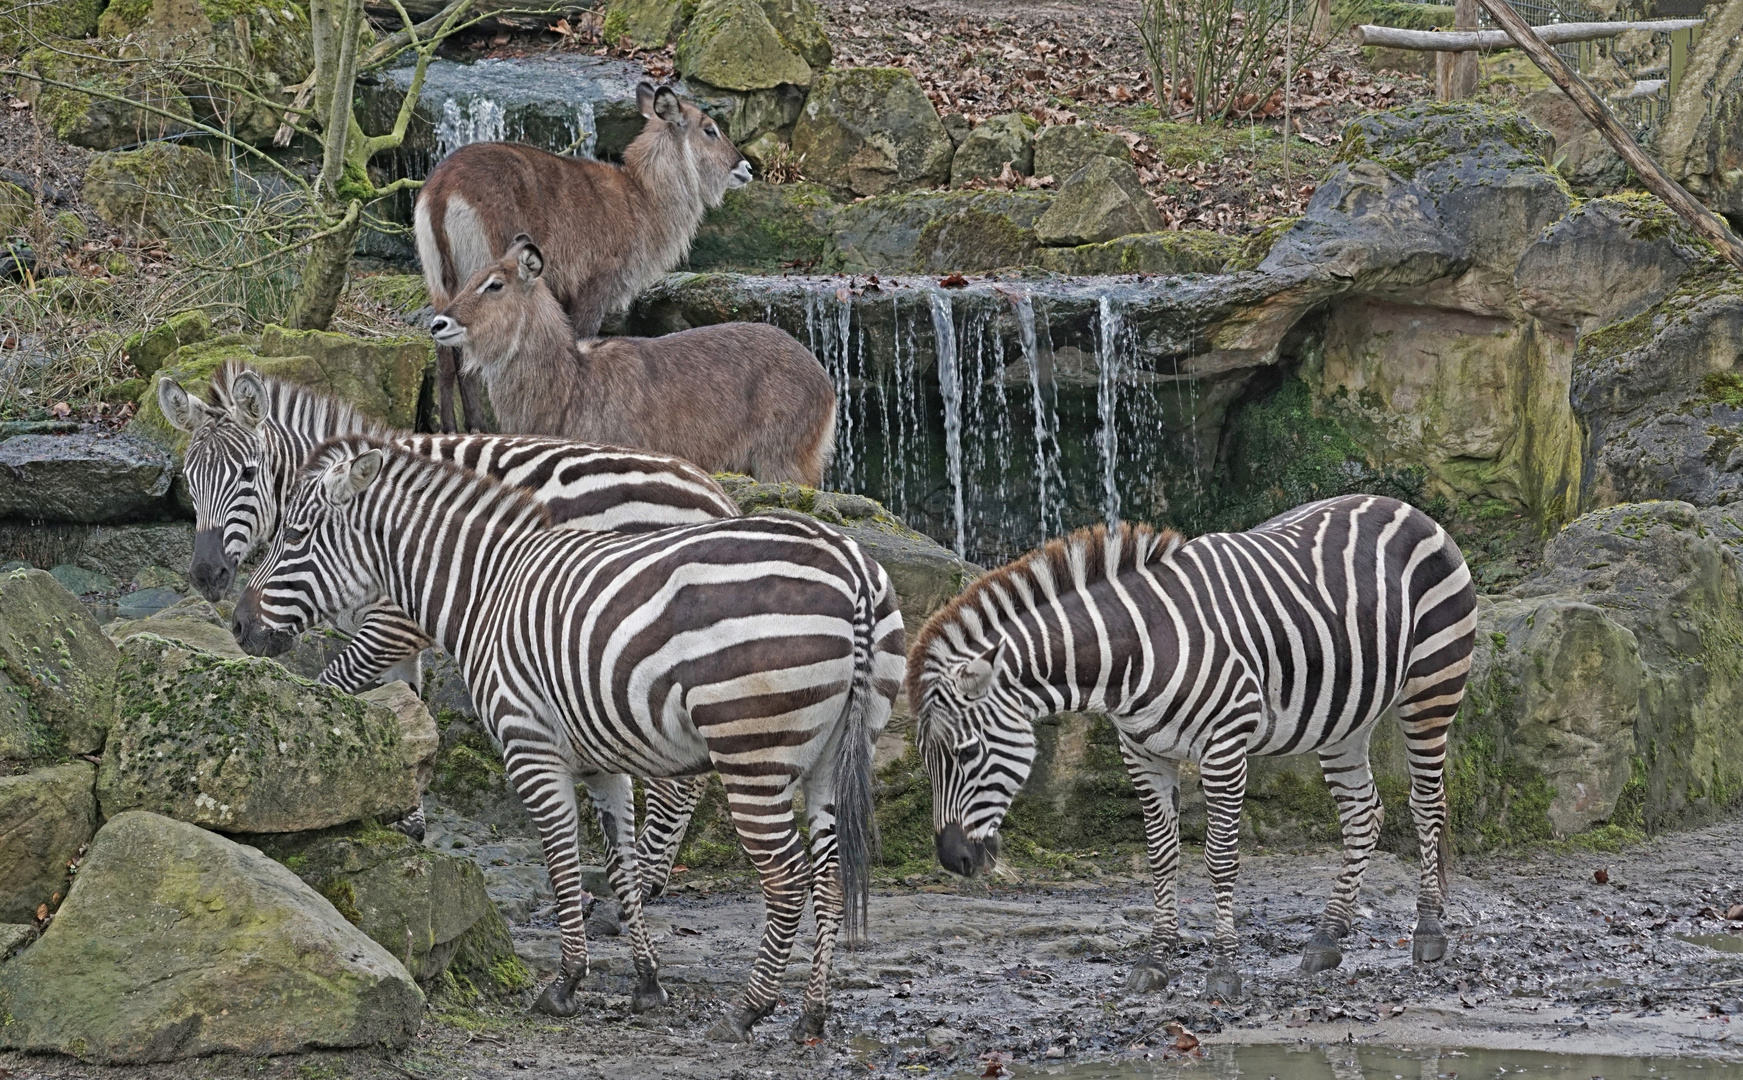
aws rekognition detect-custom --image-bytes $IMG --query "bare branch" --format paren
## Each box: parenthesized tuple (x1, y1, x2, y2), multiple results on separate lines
(1356, 18, 1703, 51)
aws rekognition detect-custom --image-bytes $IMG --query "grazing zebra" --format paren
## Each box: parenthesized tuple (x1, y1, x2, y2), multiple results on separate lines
(232, 435, 905, 1041)
(908, 495, 1476, 1000)
(157, 360, 736, 891)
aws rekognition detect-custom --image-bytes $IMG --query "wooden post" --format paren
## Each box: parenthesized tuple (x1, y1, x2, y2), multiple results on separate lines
(1437, 0, 1481, 100)
(1474, 0, 1743, 270)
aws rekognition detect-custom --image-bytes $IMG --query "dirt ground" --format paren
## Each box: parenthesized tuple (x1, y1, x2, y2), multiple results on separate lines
(8, 805, 1743, 1080)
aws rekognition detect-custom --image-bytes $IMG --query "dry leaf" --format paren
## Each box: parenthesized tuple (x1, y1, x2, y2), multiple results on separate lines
(1594, 867, 1610, 884)
(1726, 903, 1743, 921)
(939, 273, 969, 288)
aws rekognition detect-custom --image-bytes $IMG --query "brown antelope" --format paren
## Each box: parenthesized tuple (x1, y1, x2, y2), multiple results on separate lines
(414, 82, 751, 433)
(429, 239, 838, 486)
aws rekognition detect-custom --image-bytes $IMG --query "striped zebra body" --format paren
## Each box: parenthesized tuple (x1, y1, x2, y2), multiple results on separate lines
(908, 495, 1477, 999)
(233, 436, 906, 1040)
(158, 360, 738, 888)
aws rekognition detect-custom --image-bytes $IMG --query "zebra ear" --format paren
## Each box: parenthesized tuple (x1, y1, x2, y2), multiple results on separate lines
(231, 372, 269, 431)
(954, 639, 1006, 700)
(323, 449, 385, 504)
(157, 377, 211, 433)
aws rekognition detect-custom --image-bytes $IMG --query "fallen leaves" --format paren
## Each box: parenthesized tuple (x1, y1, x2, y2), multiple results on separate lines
(938, 273, 969, 288)
(1594, 867, 1610, 884)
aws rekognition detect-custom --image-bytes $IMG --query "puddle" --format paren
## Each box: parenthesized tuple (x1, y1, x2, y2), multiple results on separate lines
(993, 1044, 1742, 1078)
(1676, 932, 1743, 953)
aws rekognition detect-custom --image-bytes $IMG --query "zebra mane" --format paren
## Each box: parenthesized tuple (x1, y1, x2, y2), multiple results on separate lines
(905, 521, 1183, 706)
(206, 358, 392, 438)
(301, 433, 554, 528)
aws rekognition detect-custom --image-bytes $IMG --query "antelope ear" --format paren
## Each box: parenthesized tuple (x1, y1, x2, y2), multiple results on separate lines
(517, 241, 545, 282)
(231, 371, 269, 431)
(652, 85, 685, 127)
(157, 376, 210, 433)
(954, 639, 1006, 700)
(323, 449, 384, 504)
(636, 81, 657, 118)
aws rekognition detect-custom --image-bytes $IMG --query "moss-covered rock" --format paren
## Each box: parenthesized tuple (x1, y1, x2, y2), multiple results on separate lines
(98, 634, 434, 832)
(83, 142, 224, 239)
(0, 0, 105, 55)
(1031, 123, 1130, 182)
(1034, 156, 1163, 247)
(757, 0, 829, 68)
(104, 595, 245, 657)
(792, 67, 954, 198)
(832, 189, 1052, 273)
(1036, 230, 1238, 275)
(121, 309, 214, 380)
(0, 762, 97, 924)
(0, 182, 31, 235)
(0, 811, 423, 1062)
(674, 0, 811, 92)
(950, 113, 1034, 187)
(688, 180, 837, 272)
(16, 44, 195, 149)
(603, 0, 681, 48)
(0, 568, 118, 761)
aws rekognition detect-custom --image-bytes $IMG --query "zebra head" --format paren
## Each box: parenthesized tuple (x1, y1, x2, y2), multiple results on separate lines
(159, 368, 274, 601)
(232, 440, 386, 658)
(911, 634, 1038, 879)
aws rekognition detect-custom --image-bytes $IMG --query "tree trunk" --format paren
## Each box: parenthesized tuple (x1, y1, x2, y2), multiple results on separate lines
(1437, 0, 1481, 100)
(287, 201, 363, 331)
(1310, 0, 1331, 44)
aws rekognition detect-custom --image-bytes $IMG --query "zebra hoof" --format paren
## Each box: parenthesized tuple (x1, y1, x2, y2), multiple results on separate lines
(789, 1004, 827, 1044)
(1300, 931, 1344, 974)
(1412, 918, 1448, 964)
(706, 1004, 767, 1044)
(630, 977, 668, 1013)
(1124, 960, 1172, 993)
(533, 972, 583, 1018)
(1203, 966, 1242, 1002)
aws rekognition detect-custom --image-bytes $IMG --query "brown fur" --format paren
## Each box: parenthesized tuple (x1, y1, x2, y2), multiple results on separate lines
(904, 521, 1184, 708)
(432, 241, 838, 486)
(414, 83, 749, 432)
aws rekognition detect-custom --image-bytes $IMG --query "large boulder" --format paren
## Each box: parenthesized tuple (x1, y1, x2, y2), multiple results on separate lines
(0, 568, 118, 760)
(604, 0, 682, 48)
(689, 181, 838, 272)
(0, 0, 104, 54)
(0, 431, 176, 523)
(675, 0, 812, 92)
(0, 521, 194, 591)
(0, 762, 97, 924)
(0, 811, 423, 1062)
(1031, 123, 1131, 181)
(122, 309, 215, 380)
(1522, 87, 1626, 195)
(1034, 156, 1164, 246)
(16, 45, 194, 149)
(792, 67, 954, 198)
(83, 142, 224, 238)
(833, 190, 1052, 273)
(105, 595, 245, 657)
(1516, 194, 1706, 335)
(98, 635, 436, 832)
(950, 113, 1034, 187)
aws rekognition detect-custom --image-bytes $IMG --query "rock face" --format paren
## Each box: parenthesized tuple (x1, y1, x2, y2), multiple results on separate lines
(0, 811, 423, 1063)
(0, 431, 176, 523)
(0, 568, 117, 760)
(950, 113, 1035, 187)
(833, 190, 1053, 273)
(1522, 87, 1626, 196)
(122, 309, 214, 379)
(0, 0, 104, 54)
(793, 67, 954, 197)
(83, 143, 224, 237)
(605, 0, 683, 48)
(0, 762, 97, 924)
(17, 46, 193, 150)
(98, 635, 434, 832)
(1036, 231, 1238, 275)
(1034, 156, 1164, 246)
(675, 0, 812, 91)
(105, 595, 245, 658)
(0, 521, 194, 590)
(689, 181, 837, 272)
(1031, 123, 1131, 181)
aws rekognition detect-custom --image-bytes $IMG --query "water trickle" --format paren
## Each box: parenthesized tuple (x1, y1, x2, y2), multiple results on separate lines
(929, 289, 967, 557)
(435, 97, 507, 158)
(1015, 290, 1065, 540)
(1096, 295, 1125, 527)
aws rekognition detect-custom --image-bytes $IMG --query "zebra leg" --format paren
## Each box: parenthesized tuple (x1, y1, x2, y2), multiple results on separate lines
(1395, 672, 1466, 964)
(506, 752, 593, 1018)
(1200, 741, 1250, 1001)
(316, 603, 432, 842)
(637, 775, 709, 903)
(1121, 745, 1181, 993)
(582, 772, 667, 1013)
(705, 778, 808, 1043)
(1302, 725, 1382, 975)
(791, 765, 845, 1043)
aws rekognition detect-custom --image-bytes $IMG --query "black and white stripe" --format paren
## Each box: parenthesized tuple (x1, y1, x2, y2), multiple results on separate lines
(234, 436, 906, 1041)
(165, 359, 738, 886)
(908, 495, 1477, 999)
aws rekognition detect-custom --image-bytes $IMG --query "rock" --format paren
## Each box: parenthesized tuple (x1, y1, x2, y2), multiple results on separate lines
(83, 143, 224, 238)
(0, 924, 36, 961)
(0, 568, 117, 760)
(1031, 123, 1131, 182)
(0, 521, 194, 590)
(925, 1025, 961, 1048)
(0, 182, 29, 235)
(758, 0, 830, 69)
(48, 563, 116, 596)
(1517, 195, 1704, 335)
(940, 112, 970, 148)
(792, 67, 954, 198)
(1034, 156, 1164, 247)
(0, 0, 104, 54)
(692, 81, 807, 145)
(16, 45, 194, 149)
(0, 762, 97, 924)
(0, 430, 176, 524)
(1036, 231, 1239, 275)
(131, 564, 186, 590)
(252, 822, 501, 983)
(98, 634, 432, 832)
(949, 113, 1034, 187)
(833, 190, 1052, 273)
(739, 131, 785, 173)
(116, 586, 181, 619)
(0, 811, 423, 1062)
(675, 0, 811, 92)
(603, 0, 682, 48)
(105, 595, 245, 658)
(361, 680, 439, 799)
(1522, 88, 1626, 195)
(122, 309, 214, 379)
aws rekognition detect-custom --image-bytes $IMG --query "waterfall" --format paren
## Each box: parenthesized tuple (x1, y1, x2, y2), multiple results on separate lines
(804, 287, 858, 488)
(1014, 291, 1064, 541)
(567, 99, 598, 158)
(435, 97, 507, 159)
(1096, 296, 1124, 527)
(929, 290, 966, 557)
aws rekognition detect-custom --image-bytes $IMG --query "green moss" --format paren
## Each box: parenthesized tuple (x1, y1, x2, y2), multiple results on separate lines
(1704, 370, 1743, 409)
(1445, 639, 1557, 851)
(872, 744, 935, 874)
(1226, 215, 1301, 273)
(321, 878, 363, 925)
(688, 182, 837, 273)
(600, 4, 629, 43)
(1334, 0, 1452, 30)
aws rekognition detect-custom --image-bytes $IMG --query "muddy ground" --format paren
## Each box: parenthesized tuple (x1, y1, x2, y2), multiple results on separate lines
(8, 803, 1743, 1080)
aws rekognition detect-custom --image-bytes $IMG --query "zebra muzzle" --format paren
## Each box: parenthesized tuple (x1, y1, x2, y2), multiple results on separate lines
(230, 596, 299, 658)
(936, 823, 998, 878)
(189, 528, 236, 601)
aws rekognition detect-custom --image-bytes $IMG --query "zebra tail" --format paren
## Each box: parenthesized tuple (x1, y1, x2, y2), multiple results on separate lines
(834, 579, 878, 945)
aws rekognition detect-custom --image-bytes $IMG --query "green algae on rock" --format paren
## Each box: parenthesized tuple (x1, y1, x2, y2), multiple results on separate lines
(0, 567, 118, 761)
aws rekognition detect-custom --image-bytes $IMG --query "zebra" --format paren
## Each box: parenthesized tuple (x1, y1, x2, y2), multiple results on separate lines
(231, 435, 906, 1041)
(907, 495, 1476, 1000)
(157, 360, 736, 892)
